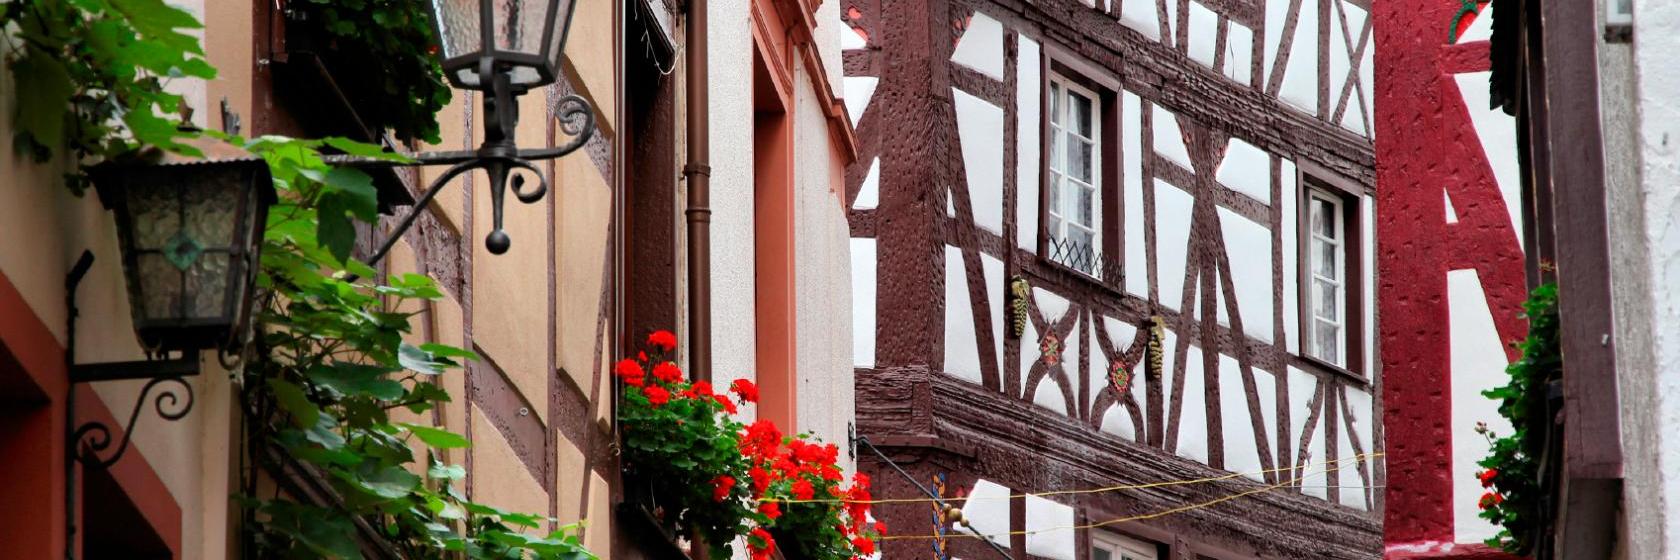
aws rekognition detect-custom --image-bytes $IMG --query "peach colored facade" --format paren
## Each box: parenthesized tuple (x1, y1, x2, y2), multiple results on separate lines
(0, 1, 857, 559)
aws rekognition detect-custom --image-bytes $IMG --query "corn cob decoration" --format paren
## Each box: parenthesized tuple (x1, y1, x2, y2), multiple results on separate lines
(1008, 276, 1031, 338)
(1148, 316, 1166, 380)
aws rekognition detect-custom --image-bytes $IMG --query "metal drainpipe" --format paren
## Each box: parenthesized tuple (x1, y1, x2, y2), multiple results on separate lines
(684, 0, 712, 383)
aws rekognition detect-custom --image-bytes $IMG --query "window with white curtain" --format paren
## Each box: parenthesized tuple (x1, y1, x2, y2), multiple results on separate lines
(1306, 187, 1346, 367)
(1046, 73, 1102, 277)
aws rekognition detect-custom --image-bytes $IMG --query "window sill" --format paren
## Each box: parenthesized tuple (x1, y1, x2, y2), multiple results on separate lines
(1294, 354, 1368, 386)
(1035, 253, 1126, 299)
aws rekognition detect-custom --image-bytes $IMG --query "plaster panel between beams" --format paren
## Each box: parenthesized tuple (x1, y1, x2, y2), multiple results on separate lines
(1219, 207, 1276, 343)
(1154, 179, 1196, 311)
(955, 88, 1007, 235)
(1447, 269, 1512, 543)
(852, 238, 877, 368)
(951, 11, 1006, 80)
(1018, 36, 1044, 251)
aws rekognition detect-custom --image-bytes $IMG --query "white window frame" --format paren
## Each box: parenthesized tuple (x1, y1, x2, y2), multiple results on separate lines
(1093, 532, 1159, 560)
(1046, 73, 1103, 278)
(1306, 187, 1346, 368)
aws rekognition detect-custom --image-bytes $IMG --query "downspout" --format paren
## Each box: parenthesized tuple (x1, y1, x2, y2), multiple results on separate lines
(684, 0, 712, 383)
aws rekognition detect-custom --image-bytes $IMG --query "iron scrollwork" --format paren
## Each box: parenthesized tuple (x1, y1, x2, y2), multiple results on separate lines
(71, 375, 195, 469)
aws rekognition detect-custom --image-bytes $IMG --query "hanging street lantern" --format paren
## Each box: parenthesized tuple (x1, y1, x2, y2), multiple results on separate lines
(428, 0, 579, 92)
(90, 139, 275, 353)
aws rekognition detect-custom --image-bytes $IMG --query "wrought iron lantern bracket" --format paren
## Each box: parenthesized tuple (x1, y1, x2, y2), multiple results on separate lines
(63, 250, 202, 471)
(324, 86, 595, 263)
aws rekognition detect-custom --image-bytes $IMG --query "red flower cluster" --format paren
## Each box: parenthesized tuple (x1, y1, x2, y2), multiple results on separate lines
(648, 330, 677, 353)
(714, 475, 737, 502)
(748, 527, 777, 560)
(731, 378, 759, 403)
(653, 362, 684, 384)
(614, 359, 645, 386)
(1478, 469, 1498, 488)
(1478, 491, 1504, 510)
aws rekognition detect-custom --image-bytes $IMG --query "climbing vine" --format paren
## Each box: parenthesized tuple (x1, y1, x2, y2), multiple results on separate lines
(0, 0, 215, 193)
(1475, 282, 1558, 554)
(287, 0, 451, 143)
(235, 133, 593, 559)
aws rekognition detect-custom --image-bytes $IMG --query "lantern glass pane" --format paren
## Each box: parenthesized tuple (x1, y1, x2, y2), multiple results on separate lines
(186, 254, 231, 318)
(185, 171, 243, 249)
(128, 186, 179, 250)
(546, 0, 575, 63)
(492, 0, 549, 55)
(137, 253, 183, 319)
(433, 0, 484, 59)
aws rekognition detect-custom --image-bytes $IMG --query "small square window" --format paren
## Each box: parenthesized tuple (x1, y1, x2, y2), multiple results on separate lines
(1093, 532, 1159, 560)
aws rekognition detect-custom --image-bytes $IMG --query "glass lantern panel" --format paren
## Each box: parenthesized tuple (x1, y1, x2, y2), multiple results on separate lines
(493, 0, 550, 55)
(507, 66, 542, 86)
(433, 0, 484, 59)
(127, 184, 180, 250)
(136, 253, 183, 319)
(185, 254, 231, 319)
(545, 0, 576, 64)
(184, 170, 243, 249)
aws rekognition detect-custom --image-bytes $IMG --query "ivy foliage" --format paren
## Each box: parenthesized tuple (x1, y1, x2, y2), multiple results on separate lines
(1476, 282, 1559, 554)
(290, 0, 451, 144)
(236, 133, 594, 559)
(0, 0, 215, 193)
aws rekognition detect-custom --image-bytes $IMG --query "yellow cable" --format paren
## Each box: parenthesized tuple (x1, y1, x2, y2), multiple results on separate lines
(768, 450, 1383, 506)
(881, 457, 1358, 541)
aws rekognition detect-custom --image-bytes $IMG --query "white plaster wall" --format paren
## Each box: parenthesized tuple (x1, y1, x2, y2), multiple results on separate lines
(1327, 1, 1368, 136)
(1633, 0, 1680, 551)
(1342, 386, 1374, 510)
(1219, 207, 1275, 343)
(1123, 92, 1149, 298)
(1186, 2, 1221, 70)
(852, 239, 877, 367)
(709, 0, 758, 409)
(1154, 180, 1195, 311)
(1218, 139, 1273, 204)
(792, 53, 856, 453)
(943, 246, 1004, 385)
(962, 480, 1014, 548)
(1453, 71, 1524, 249)
(1176, 343, 1208, 464)
(1272, 0, 1319, 114)
(1153, 105, 1192, 169)
(951, 11, 1005, 80)
(954, 89, 1006, 234)
(1118, 0, 1162, 40)
(1018, 36, 1043, 251)
(1446, 269, 1510, 543)
(1286, 366, 1321, 492)
(1025, 494, 1078, 560)
(1219, 355, 1276, 481)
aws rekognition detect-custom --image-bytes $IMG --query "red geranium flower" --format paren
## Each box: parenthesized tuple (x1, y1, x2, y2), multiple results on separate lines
(1478, 469, 1498, 488)
(792, 479, 815, 500)
(1478, 491, 1504, 509)
(614, 358, 646, 386)
(852, 536, 876, 555)
(874, 521, 887, 535)
(713, 475, 736, 502)
(854, 473, 871, 490)
(689, 380, 714, 397)
(648, 330, 677, 352)
(652, 362, 684, 384)
(644, 385, 671, 407)
(713, 393, 738, 414)
(731, 379, 760, 403)
(759, 500, 783, 520)
(748, 527, 776, 560)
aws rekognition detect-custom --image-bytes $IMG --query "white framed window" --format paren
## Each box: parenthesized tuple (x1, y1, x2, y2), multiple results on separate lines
(1046, 73, 1102, 277)
(1306, 187, 1345, 368)
(1093, 532, 1159, 560)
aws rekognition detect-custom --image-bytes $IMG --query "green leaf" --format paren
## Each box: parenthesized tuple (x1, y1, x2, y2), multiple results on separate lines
(398, 343, 446, 375)
(323, 167, 379, 220)
(419, 343, 478, 361)
(310, 364, 404, 400)
(11, 53, 75, 153)
(428, 463, 467, 480)
(268, 378, 319, 428)
(323, 136, 413, 163)
(316, 196, 356, 264)
(401, 423, 470, 449)
(345, 464, 421, 499)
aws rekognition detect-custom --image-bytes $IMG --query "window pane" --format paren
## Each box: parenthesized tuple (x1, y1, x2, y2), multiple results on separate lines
(1094, 549, 1113, 560)
(1315, 321, 1341, 364)
(1048, 215, 1063, 241)
(1051, 82, 1063, 126)
(1072, 93, 1094, 137)
(1048, 172, 1062, 217)
(1315, 239, 1338, 277)
(1314, 279, 1340, 321)
(1069, 139, 1094, 183)
(1048, 126, 1063, 173)
(1076, 185, 1095, 227)
(1313, 197, 1336, 237)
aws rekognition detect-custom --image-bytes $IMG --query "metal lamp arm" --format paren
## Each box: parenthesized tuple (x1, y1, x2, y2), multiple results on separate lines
(323, 93, 595, 265)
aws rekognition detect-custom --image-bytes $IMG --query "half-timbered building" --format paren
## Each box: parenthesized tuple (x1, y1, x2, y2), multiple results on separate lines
(842, 0, 1382, 557)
